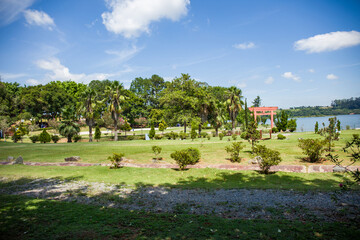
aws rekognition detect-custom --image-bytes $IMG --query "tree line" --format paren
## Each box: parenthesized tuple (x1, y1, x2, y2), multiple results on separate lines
(1, 74, 270, 141)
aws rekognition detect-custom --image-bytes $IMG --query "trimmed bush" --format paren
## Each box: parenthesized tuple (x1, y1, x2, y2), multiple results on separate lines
(170, 147, 201, 170)
(94, 126, 101, 141)
(152, 145, 162, 160)
(271, 127, 279, 133)
(200, 132, 208, 138)
(39, 129, 51, 143)
(155, 134, 163, 140)
(149, 124, 155, 139)
(170, 131, 178, 140)
(219, 133, 224, 140)
(225, 142, 244, 162)
(232, 134, 237, 141)
(73, 135, 82, 142)
(253, 145, 282, 174)
(277, 134, 286, 140)
(127, 135, 135, 140)
(30, 135, 39, 143)
(108, 152, 125, 168)
(240, 132, 248, 140)
(298, 138, 326, 162)
(51, 135, 60, 143)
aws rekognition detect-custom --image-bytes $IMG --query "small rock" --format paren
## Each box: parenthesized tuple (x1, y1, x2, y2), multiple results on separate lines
(333, 166, 346, 173)
(65, 156, 81, 162)
(7, 156, 14, 162)
(12, 156, 23, 165)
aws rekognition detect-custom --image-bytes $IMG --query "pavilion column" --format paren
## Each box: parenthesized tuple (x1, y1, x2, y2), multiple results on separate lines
(270, 111, 274, 129)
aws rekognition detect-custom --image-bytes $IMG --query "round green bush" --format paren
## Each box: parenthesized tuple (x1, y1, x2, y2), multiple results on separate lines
(277, 134, 286, 140)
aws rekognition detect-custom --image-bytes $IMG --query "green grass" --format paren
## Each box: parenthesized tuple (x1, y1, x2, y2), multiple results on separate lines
(0, 165, 355, 191)
(1, 129, 359, 165)
(1, 194, 358, 240)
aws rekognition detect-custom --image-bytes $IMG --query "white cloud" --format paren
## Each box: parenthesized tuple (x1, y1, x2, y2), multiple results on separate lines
(264, 76, 274, 84)
(308, 69, 315, 73)
(35, 58, 114, 83)
(102, 0, 190, 38)
(23, 9, 55, 30)
(326, 74, 338, 80)
(26, 79, 40, 86)
(0, 72, 27, 80)
(233, 42, 255, 50)
(0, 0, 35, 26)
(294, 31, 360, 53)
(282, 72, 301, 82)
(237, 82, 247, 88)
(105, 45, 142, 62)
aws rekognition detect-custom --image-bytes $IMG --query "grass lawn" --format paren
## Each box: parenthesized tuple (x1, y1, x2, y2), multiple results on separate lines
(1, 194, 358, 240)
(0, 165, 355, 191)
(1, 130, 359, 166)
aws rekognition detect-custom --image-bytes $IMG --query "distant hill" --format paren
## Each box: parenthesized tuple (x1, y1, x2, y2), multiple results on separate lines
(287, 97, 360, 117)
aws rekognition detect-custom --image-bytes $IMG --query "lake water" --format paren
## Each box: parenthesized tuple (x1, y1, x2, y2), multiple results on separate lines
(294, 114, 360, 132)
(265, 114, 360, 132)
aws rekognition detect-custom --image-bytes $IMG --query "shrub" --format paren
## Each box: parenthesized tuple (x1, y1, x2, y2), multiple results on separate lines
(288, 119, 297, 132)
(271, 127, 278, 133)
(190, 127, 197, 141)
(94, 126, 101, 141)
(240, 132, 248, 140)
(51, 135, 60, 143)
(298, 138, 326, 162)
(170, 131, 178, 140)
(277, 134, 286, 140)
(127, 135, 134, 140)
(108, 152, 125, 168)
(29, 135, 39, 143)
(152, 145, 162, 160)
(253, 145, 282, 174)
(200, 132, 208, 138)
(346, 125, 351, 130)
(219, 133, 224, 140)
(170, 147, 201, 170)
(212, 131, 216, 137)
(315, 121, 319, 134)
(149, 124, 155, 139)
(179, 131, 188, 140)
(225, 142, 244, 162)
(231, 134, 237, 141)
(155, 134, 163, 140)
(73, 135, 82, 142)
(39, 129, 51, 143)
(207, 135, 211, 140)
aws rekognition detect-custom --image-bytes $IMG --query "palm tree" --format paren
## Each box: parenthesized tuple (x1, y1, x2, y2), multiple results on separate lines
(59, 121, 80, 143)
(209, 100, 227, 136)
(105, 81, 125, 141)
(225, 86, 243, 133)
(79, 87, 98, 142)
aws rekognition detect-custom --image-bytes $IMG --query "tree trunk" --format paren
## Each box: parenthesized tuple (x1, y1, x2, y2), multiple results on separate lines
(232, 117, 236, 133)
(67, 136, 72, 143)
(184, 121, 187, 133)
(114, 120, 118, 141)
(198, 123, 202, 136)
(215, 127, 219, 137)
(89, 125, 93, 142)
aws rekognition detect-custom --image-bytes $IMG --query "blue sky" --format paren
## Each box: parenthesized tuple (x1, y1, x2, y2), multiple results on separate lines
(0, 0, 359, 108)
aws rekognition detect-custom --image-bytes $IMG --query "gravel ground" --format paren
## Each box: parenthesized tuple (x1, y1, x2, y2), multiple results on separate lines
(1, 177, 359, 222)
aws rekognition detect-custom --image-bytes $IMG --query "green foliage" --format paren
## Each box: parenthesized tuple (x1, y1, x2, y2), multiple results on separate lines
(170, 147, 201, 170)
(59, 121, 80, 143)
(240, 131, 248, 140)
(29, 135, 39, 143)
(337, 120, 341, 131)
(219, 133, 224, 140)
(225, 142, 244, 162)
(149, 124, 155, 139)
(271, 127, 278, 133)
(275, 110, 289, 132)
(170, 131, 178, 140)
(73, 135, 82, 142)
(108, 152, 125, 168)
(154, 134, 163, 140)
(39, 129, 51, 143)
(318, 117, 340, 152)
(315, 121, 319, 134)
(246, 118, 261, 152)
(11, 130, 22, 143)
(253, 145, 282, 174)
(51, 135, 60, 143)
(152, 145, 162, 160)
(179, 131, 188, 140)
(200, 132, 208, 138)
(298, 138, 326, 162)
(127, 135, 134, 140)
(231, 134, 237, 140)
(287, 119, 297, 132)
(277, 134, 286, 140)
(190, 125, 197, 141)
(94, 126, 101, 141)
(158, 122, 165, 132)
